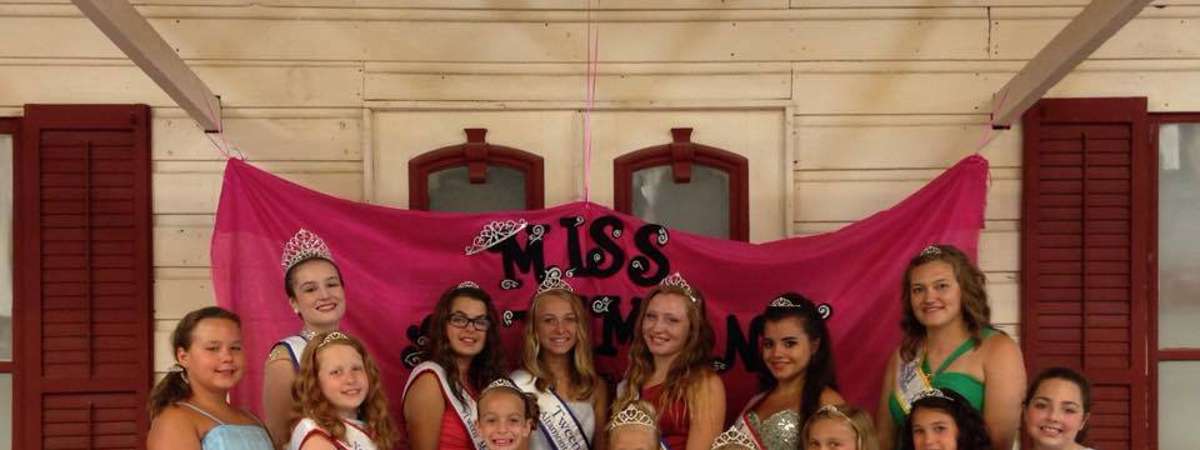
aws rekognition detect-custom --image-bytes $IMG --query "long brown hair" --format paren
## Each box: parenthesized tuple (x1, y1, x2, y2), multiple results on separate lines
(899, 244, 994, 361)
(614, 284, 716, 423)
(291, 331, 396, 450)
(427, 284, 507, 402)
(147, 306, 241, 419)
(521, 289, 599, 400)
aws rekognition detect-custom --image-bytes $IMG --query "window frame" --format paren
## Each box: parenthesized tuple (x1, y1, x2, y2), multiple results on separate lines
(612, 127, 749, 241)
(0, 117, 20, 450)
(407, 128, 545, 211)
(1147, 112, 1200, 450)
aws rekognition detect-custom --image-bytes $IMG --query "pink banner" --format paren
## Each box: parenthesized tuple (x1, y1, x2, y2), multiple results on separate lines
(212, 155, 989, 424)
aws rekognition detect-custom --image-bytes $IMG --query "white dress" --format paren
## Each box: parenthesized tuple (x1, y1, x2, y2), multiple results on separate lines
(287, 417, 376, 450)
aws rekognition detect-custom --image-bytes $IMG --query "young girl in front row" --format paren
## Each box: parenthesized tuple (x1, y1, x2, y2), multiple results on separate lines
(802, 404, 879, 450)
(288, 331, 396, 450)
(475, 378, 540, 450)
(899, 389, 992, 450)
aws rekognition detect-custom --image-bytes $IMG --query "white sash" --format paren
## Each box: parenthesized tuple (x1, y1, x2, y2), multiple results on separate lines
(288, 417, 377, 450)
(727, 393, 767, 450)
(402, 361, 487, 450)
(893, 356, 933, 416)
(277, 335, 309, 370)
(615, 379, 672, 450)
(510, 370, 591, 450)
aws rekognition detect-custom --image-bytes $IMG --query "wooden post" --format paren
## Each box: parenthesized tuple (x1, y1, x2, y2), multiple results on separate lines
(72, 0, 222, 131)
(991, 0, 1153, 128)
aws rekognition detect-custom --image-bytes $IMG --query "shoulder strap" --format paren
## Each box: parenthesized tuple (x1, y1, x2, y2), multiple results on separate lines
(178, 402, 225, 426)
(276, 335, 309, 371)
(931, 336, 979, 375)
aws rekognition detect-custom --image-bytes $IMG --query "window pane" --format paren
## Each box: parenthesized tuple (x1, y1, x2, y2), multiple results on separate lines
(0, 373, 9, 450)
(631, 164, 730, 238)
(1159, 361, 1200, 449)
(427, 165, 526, 213)
(0, 134, 11, 361)
(1157, 124, 1200, 348)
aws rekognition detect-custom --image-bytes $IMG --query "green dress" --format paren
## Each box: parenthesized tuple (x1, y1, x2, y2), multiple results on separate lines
(888, 328, 996, 426)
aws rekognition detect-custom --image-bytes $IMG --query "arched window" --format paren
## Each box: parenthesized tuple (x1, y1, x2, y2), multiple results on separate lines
(408, 128, 544, 212)
(614, 128, 749, 241)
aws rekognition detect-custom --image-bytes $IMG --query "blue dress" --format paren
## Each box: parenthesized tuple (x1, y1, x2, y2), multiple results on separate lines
(178, 402, 274, 450)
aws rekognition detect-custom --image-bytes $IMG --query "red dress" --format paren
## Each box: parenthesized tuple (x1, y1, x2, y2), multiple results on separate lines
(642, 383, 689, 450)
(397, 373, 477, 450)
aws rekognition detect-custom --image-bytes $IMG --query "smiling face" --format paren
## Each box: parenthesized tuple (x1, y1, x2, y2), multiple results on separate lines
(534, 293, 579, 357)
(911, 408, 959, 450)
(1024, 378, 1089, 449)
(909, 261, 964, 331)
(476, 390, 533, 450)
(762, 316, 816, 383)
(641, 292, 692, 359)
(446, 296, 488, 358)
(805, 417, 859, 450)
(316, 343, 368, 419)
(288, 259, 345, 330)
(177, 317, 245, 392)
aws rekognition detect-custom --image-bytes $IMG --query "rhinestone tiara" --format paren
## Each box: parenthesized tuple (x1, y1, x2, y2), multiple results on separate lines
(711, 426, 756, 450)
(767, 296, 801, 309)
(317, 331, 351, 349)
(457, 280, 480, 289)
(536, 267, 573, 295)
(919, 245, 943, 258)
(281, 228, 334, 272)
(659, 272, 697, 303)
(607, 402, 656, 431)
(913, 388, 954, 403)
(481, 377, 521, 396)
(465, 219, 527, 256)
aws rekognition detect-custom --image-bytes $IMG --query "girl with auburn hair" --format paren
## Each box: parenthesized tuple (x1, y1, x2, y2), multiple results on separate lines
(400, 282, 507, 450)
(876, 244, 1025, 450)
(511, 268, 608, 450)
(615, 272, 726, 450)
(265, 228, 350, 447)
(727, 292, 844, 450)
(1022, 367, 1095, 450)
(287, 331, 396, 450)
(899, 389, 992, 450)
(147, 306, 273, 450)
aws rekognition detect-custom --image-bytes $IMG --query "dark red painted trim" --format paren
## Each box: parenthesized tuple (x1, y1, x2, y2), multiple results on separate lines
(1157, 350, 1200, 361)
(613, 128, 749, 241)
(408, 128, 544, 211)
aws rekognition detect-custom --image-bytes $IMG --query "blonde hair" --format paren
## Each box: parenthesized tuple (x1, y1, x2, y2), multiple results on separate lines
(614, 285, 716, 423)
(801, 404, 879, 450)
(477, 384, 541, 432)
(522, 289, 599, 400)
(290, 332, 397, 450)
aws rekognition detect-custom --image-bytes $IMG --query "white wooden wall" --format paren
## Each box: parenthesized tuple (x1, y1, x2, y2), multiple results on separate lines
(1, 0, 1198, 379)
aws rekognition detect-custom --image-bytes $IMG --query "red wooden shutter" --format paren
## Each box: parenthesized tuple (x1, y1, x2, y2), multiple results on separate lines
(1021, 98, 1151, 450)
(17, 105, 153, 450)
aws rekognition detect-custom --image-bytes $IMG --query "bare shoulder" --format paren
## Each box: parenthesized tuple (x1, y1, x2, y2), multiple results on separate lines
(298, 432, 340, 450)
(404, 372, 445, 410)
(980, 331, 1022, 360)
(148, 405, 201, 447)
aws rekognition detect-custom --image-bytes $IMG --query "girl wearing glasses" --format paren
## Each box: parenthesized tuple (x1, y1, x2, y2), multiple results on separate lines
(400, 282, 507, 450)
(511, 268, 608, 450)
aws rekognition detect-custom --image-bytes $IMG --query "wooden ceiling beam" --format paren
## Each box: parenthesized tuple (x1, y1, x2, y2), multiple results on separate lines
(72, 0, 221, 131)
(991, 0, 1153, 128)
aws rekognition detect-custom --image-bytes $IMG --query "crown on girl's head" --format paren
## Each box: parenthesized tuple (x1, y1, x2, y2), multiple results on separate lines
(711, 426, 756, 450)
(659, 272, 697, 303)
(317, 331, 351, 349)
(481, 377, 520, 395)
(535, 267, 573, 295)
(281, 228, 334, 271)
(919, 245, 943, 258)
(768, 296, 801, 309)
(913, 388, 954, 403)
(607, 403, 656, 431)
(457, 280, 480, 289)
(465, 219, 528, 255)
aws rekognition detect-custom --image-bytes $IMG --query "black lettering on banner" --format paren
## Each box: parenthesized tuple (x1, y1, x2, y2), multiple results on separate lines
(493, 224, 549, 283)
(718, 314, 765, 373)
(594, 296, 642, 357)
(628, 224, 670, 286)
(559, 216, 587, 275)
(585, 215, 626, 277)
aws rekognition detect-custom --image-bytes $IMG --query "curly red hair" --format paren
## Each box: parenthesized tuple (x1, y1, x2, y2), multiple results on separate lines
(290, 332, 396, 450)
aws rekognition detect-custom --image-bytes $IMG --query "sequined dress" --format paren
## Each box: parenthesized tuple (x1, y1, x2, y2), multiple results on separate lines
(746, 409, 800, 450)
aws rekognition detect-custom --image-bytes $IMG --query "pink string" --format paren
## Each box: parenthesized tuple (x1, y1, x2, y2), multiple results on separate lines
(201, 94, 245, 160)
(581, 0, 599, 203)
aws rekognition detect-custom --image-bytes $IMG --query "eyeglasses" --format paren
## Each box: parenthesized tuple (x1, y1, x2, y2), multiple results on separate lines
(448, 313, 491, 331)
